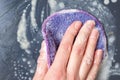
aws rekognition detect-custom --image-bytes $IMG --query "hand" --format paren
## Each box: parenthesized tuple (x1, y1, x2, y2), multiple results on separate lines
(33, 20, 103, 80)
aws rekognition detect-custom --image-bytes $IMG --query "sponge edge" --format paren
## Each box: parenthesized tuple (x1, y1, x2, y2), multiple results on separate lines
(42, 9, 108, 66)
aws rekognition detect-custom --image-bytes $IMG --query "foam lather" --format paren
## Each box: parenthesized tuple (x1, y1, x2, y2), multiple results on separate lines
(42, 9, 107, 66)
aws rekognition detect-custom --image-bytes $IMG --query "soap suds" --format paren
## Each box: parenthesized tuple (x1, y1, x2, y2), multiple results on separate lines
(16, 0, 39, 79)
(108, 35, 115, 44)
(104, 0, 110, 5)
(41, 8, 45, 22)
(111, 0, 118, 3)
(48, 0, 57, 14)
(104, 0, 118, 5)
(17, 4, 31, 54)
(30, 0, 38, 32)
(58, 2, 65, 8)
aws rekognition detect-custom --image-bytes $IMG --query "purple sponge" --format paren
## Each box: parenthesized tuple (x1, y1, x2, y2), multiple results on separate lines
(42, 9, 107, 66)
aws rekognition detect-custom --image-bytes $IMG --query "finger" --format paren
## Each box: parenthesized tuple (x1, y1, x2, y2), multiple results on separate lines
(86, 50, 103, 80)
(67, 20, 95, 79)
(44, 21, 82, 80)
(52, 21, 82, 70)
(33, 41, 48, 80)
(79, 28, 99, 80)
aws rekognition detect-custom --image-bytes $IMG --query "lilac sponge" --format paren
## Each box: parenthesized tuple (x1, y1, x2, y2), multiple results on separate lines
(42, 9, 107, 66)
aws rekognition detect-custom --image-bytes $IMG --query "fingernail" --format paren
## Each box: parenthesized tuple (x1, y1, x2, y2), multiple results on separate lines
(41, 40, 45, 46)
(96, 49, 103, 56)
(74, 21, 82, 29)
(39, 40, 47, 54)
(87, 20, 95, 29)
(87, 20, 95, 25)
(94, 50, 103, 63)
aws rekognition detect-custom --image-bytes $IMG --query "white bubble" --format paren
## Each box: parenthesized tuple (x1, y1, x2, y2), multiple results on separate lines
(14, 73, 17, 76)
(29, 64, 32, 67)
(24, 77, 27, 80)
(21, 72, 24, 75)
(112, 59, 116, 62)
(93, 1, 97, 6)
(14, 67, 17, 70)
(19, 74, 22, 77)
(13, 63, 16, 66)
(48, 0, 57, 14)
(13, 61, 16, 63)
(30, 69, 34, 73)
(111, 0, 118, 3)
(25, 0, 27, 2)
(21, 77, 24, 79)
(28, 77, 32, 80)
(25, 49, 31, 54)
(21, 65, 24, 68)
(17, 60, 20, 63)
(30, 0, 38, 29)
(30, 41, 33, 43)
(22, 58, 27, 62)
(27, 61, 31, 65)
(14, 71, 18, 76)
(108, 35, 115, 44)
(33, 38, 36, 41)
(104, 0, 110, 5)
(37, 41, 40, 43)
(115, 63, 120, 69)
(59, 2, 65, 8)
(26, 72, 29, 75)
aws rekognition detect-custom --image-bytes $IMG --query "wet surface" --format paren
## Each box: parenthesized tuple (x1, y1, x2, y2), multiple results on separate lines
(0, 0, 120, 80)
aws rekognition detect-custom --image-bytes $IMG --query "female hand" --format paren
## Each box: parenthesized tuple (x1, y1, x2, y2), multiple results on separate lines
(33, 20, 103, 80)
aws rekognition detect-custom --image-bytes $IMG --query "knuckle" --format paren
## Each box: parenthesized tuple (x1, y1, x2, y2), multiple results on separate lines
(73, 45, 83, 56)
(67, 70, 75, 80)
(41, 40, 45, 47)
(77, 34, 87, 45)
(67, 27, 77, 36)
(79, 75, 84, 80)
(51, 67, 66, 79)
(37, 52, 47, 64)
(89, 34, 98, 40)
(36, 62, 47, 73)
(82, 25, 92, 34)
(84, 54, 93, 65)
(87, 75, 96, 80)
(39, 48, 44, 54)
(86, 20, 95, 29)
(39, 45, 46, 54)
(61, 42, 71, 52)
(90, 29, 99, 39)
(89, 40, 95, 47)
(37, 56, 46, 64)
(89, 34, 98, 39)
(85, 27, 91, 33)
(94, 59, 101, 66)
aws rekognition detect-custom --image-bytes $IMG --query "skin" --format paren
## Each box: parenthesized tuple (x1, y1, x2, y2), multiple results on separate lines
(33, 20, 103, 80)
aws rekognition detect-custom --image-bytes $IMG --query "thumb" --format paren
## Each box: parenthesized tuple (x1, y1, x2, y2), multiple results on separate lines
(33, 40, 48, 80)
